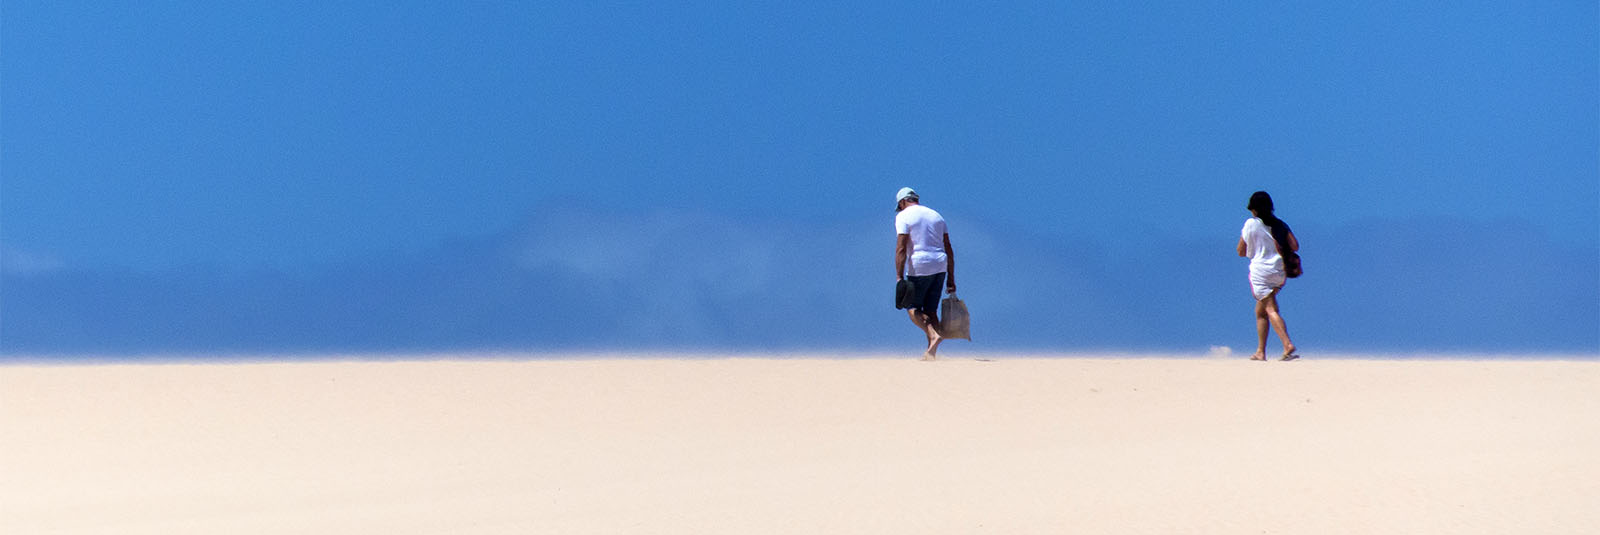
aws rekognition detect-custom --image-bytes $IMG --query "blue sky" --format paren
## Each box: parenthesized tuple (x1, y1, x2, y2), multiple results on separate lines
(3, 1, 1596, 356)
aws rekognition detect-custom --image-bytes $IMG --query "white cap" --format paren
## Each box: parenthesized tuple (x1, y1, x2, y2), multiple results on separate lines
(896, 187, 917, 202)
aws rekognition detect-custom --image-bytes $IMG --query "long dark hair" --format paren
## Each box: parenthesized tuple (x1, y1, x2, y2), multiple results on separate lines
(1248, 191, 1293, 248)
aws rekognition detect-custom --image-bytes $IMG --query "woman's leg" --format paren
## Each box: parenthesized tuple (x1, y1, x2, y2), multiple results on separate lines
(1252, 297, 1270, 360)
(1261, 290, 1297, 357)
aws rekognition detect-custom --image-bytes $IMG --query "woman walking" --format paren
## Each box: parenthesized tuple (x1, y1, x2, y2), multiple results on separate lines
(1236, 191, 1301, 361)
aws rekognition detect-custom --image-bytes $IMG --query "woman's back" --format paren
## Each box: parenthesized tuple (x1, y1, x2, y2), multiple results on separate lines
(1241, 217, 1282, 273)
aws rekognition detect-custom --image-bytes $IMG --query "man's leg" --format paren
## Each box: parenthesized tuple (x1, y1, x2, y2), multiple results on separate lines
(908, 309, 932, 346)
(906, 308, 943, 360)
(921, 273, 947, 359)
(920, 306, 943, 360)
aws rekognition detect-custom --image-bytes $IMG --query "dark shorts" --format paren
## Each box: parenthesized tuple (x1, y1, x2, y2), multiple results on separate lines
(896, 272, 946, 318)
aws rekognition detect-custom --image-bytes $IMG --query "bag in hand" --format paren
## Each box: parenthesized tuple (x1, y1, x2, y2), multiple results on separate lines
(939, 295, 971, 341)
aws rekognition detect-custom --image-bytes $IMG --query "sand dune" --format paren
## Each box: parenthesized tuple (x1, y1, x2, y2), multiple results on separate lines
(3, 356, 1597, 534)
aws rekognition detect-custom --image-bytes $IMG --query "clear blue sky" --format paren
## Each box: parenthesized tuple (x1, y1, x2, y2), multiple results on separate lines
(3, 2, 1596, 356)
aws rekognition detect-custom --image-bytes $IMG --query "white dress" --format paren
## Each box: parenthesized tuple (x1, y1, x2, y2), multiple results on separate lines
(1241, 218, 1285, 300)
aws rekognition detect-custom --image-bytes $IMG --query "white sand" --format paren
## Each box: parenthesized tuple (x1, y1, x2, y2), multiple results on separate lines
(3, 356, 1597, 534)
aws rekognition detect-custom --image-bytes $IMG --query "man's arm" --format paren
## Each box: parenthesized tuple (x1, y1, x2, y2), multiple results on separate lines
(1237, 238, 1248, 257)
(943, 233, 955, 293)
(896, 234, 910, 280)
(1286, 231, 1299, 253)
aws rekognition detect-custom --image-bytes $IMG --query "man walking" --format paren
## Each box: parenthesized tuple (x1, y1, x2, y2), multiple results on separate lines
(894, 187, 956, 360)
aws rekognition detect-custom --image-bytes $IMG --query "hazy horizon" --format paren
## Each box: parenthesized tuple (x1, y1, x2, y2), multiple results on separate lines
(4, 2, 1596, 358)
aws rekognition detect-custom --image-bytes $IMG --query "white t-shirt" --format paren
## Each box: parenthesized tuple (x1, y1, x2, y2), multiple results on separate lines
(1241, 217, 1283, 273)
(895, 204, 949, 276)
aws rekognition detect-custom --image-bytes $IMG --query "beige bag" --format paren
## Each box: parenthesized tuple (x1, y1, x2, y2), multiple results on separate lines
(939, 294, 971, 341)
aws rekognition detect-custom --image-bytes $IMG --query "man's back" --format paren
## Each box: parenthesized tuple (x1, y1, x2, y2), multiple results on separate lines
(895, 204, 947, 276)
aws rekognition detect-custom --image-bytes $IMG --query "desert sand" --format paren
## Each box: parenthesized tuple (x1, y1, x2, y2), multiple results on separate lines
(3, 355, 1597, 534)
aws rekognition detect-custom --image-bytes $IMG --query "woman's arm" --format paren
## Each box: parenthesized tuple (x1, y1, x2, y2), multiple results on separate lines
(1287, 231, 1299, 252)
(1237, 238, 1248, 257)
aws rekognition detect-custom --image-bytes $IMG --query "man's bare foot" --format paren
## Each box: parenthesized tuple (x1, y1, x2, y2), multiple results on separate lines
(1249, 352, 1267, 361)
(925, 334, 944, 358)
